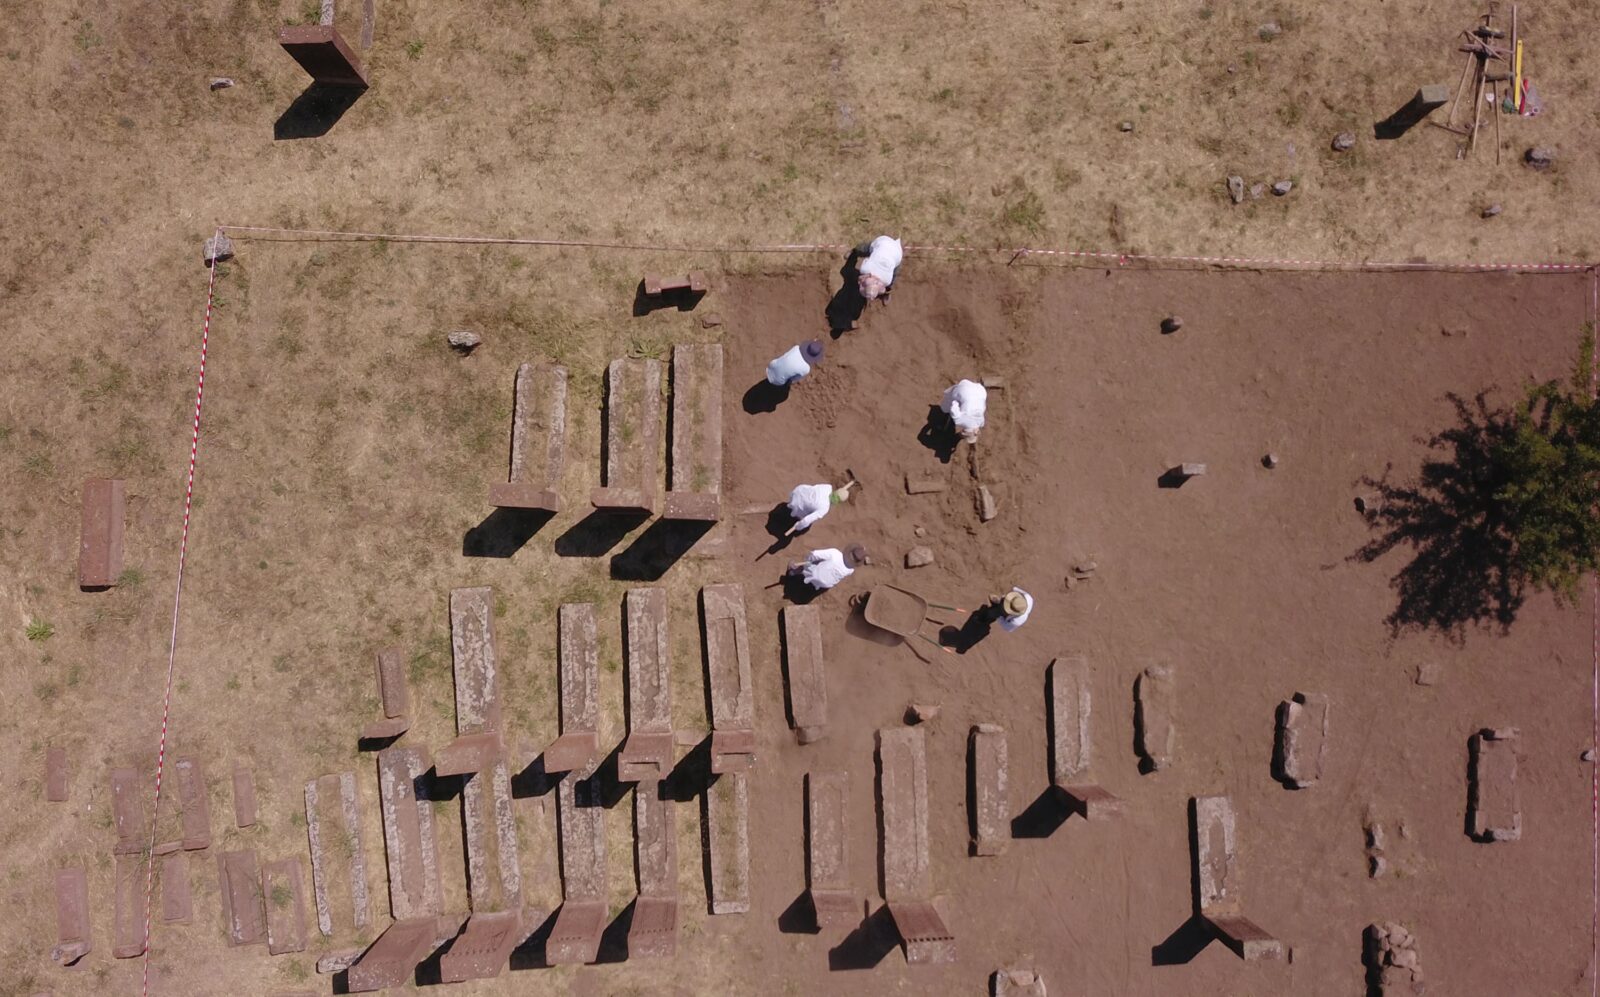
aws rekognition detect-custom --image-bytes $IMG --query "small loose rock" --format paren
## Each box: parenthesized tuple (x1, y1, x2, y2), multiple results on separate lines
(1524, 146, 1556, 170)
(1355, 494, 1382, 516)
(1249, 183, 1265, 200)
(1481, 203, 1502, 218)
(978, 485, 998, 522)
(447, 330, 483, 353)
(1118, 120, 1134, 132)
(1413, 661, 1442, 686)
(1227, 175, 1245, 204)
(1160, 315, 1183, 335)
(905, 546, 934, 569)
(1331, 131, 1355, 152)
(1584, 749, 1596, 763)
(913, 524, 926, 538)
(906, 703, 940, 724)
(1262, 453, 1279, 469)
(209, 77, 235, 91)
(1271, 179, 1293, 196)
(1258, 20, 1282, 40)
(699, 313, 723, 328)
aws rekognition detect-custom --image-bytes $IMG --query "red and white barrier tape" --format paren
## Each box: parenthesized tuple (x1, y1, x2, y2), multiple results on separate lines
(216, 223, 1594, 273)
(139, 234, 218, 997)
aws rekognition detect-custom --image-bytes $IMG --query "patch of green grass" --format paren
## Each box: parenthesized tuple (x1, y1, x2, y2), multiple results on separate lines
(116, 567, 144, 589)
(224, 674, 241, 691)
(25, 619, 55, 641)
(35, 680, 59, 702)
(270, 883, 293, 909)
(405, 39, 426, 59)
(1000, 187, 1046, 235)
(74, 20, 101, 50)
(22, 453, 52, 477)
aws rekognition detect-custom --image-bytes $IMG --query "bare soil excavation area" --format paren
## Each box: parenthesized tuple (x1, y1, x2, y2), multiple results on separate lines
(7, 262, 1597, 997)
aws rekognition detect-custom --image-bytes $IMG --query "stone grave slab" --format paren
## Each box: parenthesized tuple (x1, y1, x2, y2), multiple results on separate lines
(628, 895, 679, 958)
(78, 477, 125, 588)
(263, 857, 309, 955)
(277, 25, 369, 87)
(664, 344, 725, 521)
(450, 586, 502, 734)
(462, 759, 521, 912)
(806, 770, 857, 927)
(1135, 666, 1176, 772)
(1209, 913, 1285, 961)
(217, 849, 266, 947)
(161, 852, 192, 924)
(557, 772, 607, 902)
(969, 724, 1008, 857)
(435, 731, 504, 778)
(111, 766, 144, 854)
(707, 770, 751, 914)
(1048, 655, 1091, 784)
(878, 727, 932, 901)
(234, 766, 258, 827)
(1193, 795, 1238, 914)
(621, 588, 673, 781)
(1469, 727, 1522, 842)
(346, 916, 437, 992)
(304, 771, 371, 935)
(591, 358, 662, 514)
(1273, 692, 1329, 788)
(174, 756, 212, 850)
(439, 908, 526, 983)
(886, 899, 956, 965)
(488, 361, 567, 512)
(45, 746, 67, 802)
(546, 603, 600, 774)
(782, 605, 828, 743)
(546, 900, 607, 965)
(51, 867, 91, 966)
(377, 746, 443, 920)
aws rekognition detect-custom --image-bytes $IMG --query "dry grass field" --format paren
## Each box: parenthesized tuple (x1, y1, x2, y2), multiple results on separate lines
(1, 1, 1597, 995)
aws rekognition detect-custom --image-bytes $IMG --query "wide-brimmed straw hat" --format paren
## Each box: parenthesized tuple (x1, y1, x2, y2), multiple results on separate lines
(1002, 591, 1028, 616)
(845, 544, 869, 568)
(803, 339, 825, 362)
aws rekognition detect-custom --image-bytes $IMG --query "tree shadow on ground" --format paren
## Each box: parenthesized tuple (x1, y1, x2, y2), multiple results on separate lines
(1350, 391, 1525, 637)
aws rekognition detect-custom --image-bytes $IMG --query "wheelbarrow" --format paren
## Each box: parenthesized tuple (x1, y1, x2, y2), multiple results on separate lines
(859, 584, 964, 656)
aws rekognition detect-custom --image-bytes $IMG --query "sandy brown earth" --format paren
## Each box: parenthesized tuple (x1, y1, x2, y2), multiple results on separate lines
(2, 1, 1599, 995)
(6, 262, 1596, 996)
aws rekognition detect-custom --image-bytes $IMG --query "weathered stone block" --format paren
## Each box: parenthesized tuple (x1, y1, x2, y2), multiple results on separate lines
(277, 25, 369, 87)
(546, 900, 606, 965)
(886, 899, 956, 965)
(377, 746, 442, 920)
(375, 646, 409, 718)
(51, 867, 91, 966)
(175, 756, 212, 850)
(450, 586, 502, 734)
(234, 766, 258, 827)
(45, 746, 67, 802)
(111, 766, 144, 854)
(707, 770, 751, 914)
(346, 917, 438, 992)
(628, 895, 679, 958)
(462, 759, 521, 913)
(805, 770, 856, 926)
(489, 361, 567, 512)
(217, 849, 266, 947)
(1192, 795, 1238, 915)
(439, 909, 526, 983)
(304, 771, 371, 936)
(161, 851, 192, 924)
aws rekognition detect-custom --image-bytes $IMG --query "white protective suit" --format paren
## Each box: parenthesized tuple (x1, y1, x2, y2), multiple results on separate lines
(941, 379, 988, 435)
(766, 345, 812, 386)
(859, 235, 903, 287)
(787, 483, 834, 532)
(998, 587, 1034, 632)
(798, 548, 853, 590)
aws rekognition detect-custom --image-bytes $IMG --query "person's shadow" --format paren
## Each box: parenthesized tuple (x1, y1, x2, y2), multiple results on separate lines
(780, 569, 823, 604)
(825, 249, 869, 337)
(940, 608, 993, 653)
(761, 502, 799, 557)
(916, 404, 960, 464)
(742, 379, 791, 414)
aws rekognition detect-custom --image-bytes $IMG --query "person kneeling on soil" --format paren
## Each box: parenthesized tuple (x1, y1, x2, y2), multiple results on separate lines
(941, 379, 988, 443)
(767, 339, 825, 386)
(785, 478, 857, 535)
(788, 544, 869, 591)
(856, 235, 903, 302)
(987, 587, 1033, 631)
